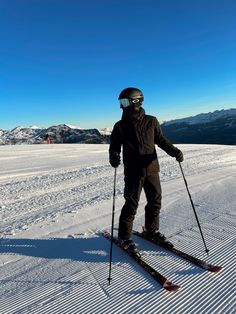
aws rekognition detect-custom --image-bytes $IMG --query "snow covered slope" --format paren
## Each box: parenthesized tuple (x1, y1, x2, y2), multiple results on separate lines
(0, 144, 235, 313)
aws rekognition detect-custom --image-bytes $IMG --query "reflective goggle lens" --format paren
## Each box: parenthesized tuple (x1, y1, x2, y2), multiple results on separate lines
(119, 98, 130, 108)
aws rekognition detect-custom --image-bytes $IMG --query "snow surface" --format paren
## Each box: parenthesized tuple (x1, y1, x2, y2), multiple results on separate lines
(0, 144, 235, 314)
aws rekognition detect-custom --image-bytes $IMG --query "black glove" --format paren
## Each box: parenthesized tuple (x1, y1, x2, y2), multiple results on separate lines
(175, 150, 184, 162)
(110, 152, 121, 168)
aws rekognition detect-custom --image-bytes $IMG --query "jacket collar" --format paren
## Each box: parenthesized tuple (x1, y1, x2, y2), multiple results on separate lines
(122, 107, 145, 122)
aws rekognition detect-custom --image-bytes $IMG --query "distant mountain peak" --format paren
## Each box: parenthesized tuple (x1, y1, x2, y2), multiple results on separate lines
(64, 124, 82, 129)
(29, 125, 44, 130)
(99, 128, 113, 135)
(161, 108, 236, 145)
(0, 124, 110, 145)
(163, 108, 236, 126)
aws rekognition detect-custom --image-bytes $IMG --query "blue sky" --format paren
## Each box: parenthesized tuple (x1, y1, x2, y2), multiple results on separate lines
(0, 0, 236, 130)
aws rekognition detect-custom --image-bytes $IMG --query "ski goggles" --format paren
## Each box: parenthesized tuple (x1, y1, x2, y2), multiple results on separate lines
(119, 98, 130, 108)
(119, 98, 141, 108)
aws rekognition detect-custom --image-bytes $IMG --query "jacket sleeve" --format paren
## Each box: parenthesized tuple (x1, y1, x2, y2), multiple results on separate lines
(154, 118, 180, 157)
(109, 122, 122, 158)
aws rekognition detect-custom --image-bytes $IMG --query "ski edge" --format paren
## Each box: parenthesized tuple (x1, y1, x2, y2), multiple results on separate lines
(133, 230, 222, 273)
(102, 231, 180, 292)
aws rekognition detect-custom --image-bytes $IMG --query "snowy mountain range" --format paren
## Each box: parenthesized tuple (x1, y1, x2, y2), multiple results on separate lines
(163, 108, 236, 126)
(161, 108, 236, 145)
(0, 124, 110, 145)
(0, 108, 235, 145)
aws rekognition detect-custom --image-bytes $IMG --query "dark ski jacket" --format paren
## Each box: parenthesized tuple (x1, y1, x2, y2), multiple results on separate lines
(109, 107, 180, 176)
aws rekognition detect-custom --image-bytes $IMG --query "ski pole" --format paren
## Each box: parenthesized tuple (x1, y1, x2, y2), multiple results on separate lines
(108, 167, 117, 284)
(179, 162, 209, 255)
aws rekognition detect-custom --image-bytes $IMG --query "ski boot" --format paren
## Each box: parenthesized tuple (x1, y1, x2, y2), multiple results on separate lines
(120, 239, 141, 258)
(142, 230, 174, 248)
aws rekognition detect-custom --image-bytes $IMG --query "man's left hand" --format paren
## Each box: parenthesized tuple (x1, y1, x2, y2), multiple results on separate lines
(176, 150, 184, 162)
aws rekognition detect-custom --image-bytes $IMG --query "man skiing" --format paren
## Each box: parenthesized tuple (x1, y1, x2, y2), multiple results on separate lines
(109, 87, 183, 255)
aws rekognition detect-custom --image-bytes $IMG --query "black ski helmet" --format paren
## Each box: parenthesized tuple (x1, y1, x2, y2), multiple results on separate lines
(118, 87, 144, 109)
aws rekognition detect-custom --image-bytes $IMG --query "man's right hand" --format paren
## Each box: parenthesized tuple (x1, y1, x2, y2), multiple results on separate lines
(110, 152, 121, 168)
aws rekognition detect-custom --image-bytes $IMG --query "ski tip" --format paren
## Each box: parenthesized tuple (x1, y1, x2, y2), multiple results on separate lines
(163, 280, 180, 292)
(207, 265, 223, 273)
(103, 231, 110, 237)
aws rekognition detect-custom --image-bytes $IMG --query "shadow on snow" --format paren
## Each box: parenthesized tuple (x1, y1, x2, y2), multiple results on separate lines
(0, 236, 109, 263)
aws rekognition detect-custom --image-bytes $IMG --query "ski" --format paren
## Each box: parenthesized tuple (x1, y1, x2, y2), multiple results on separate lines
(133, 230, 222, 273)
(103, 231, 180, 292)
